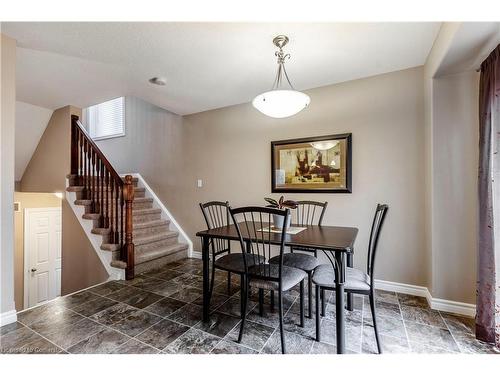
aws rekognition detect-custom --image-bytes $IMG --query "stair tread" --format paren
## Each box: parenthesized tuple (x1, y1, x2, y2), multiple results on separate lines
(135, 243, 189, 265)
(134, 219, 170, 229)
(134, 231, 178, 245)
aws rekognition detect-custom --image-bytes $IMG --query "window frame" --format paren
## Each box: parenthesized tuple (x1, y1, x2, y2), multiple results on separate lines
(86, 96, 126, 141)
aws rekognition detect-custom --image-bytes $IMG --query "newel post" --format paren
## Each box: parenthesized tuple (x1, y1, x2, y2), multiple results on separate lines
(123, 175, 135, 280)
(70, 115, 79, 176)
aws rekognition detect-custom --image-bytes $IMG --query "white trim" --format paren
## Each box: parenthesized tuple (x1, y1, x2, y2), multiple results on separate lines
(65, 179, 124, 280)
(0, 310, 17, 327)
(124, 173, 194, 257)
(191, 251, 202, 259)
(23, 207, 62, 310)
(375, 279, 476, 317)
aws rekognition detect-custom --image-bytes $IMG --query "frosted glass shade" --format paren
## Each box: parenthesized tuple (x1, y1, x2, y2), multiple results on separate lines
(252, 89, 310, 118)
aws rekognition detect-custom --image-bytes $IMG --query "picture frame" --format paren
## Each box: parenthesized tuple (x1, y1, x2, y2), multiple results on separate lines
(271, 133, 352, 193)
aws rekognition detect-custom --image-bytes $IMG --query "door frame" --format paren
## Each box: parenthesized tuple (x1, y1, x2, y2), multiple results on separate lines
(23, 207, 62, 309)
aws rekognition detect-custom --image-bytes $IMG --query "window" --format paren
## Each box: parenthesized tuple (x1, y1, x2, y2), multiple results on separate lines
(86, 97, 125, 140)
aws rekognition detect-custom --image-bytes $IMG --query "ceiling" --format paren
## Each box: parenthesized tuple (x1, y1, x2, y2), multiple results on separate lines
(2, 22, 441, 115)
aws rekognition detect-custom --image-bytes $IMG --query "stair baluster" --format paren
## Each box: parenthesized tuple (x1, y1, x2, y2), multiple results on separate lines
(70, 115, 135, 279)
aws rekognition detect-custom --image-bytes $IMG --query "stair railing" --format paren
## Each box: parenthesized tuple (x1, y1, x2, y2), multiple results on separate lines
(71, 115, 135, 279)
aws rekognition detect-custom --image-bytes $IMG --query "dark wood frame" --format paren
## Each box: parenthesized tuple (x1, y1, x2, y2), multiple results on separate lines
(271, 133, 352, 194)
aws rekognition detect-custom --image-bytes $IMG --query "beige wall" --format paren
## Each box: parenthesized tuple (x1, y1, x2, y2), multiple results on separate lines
(431, 71, 479, 304)
(1, 34, 16, 316)
(13, 193, 61, 311)
(20, 105, 109, 295)
(180, 67, 427, 287)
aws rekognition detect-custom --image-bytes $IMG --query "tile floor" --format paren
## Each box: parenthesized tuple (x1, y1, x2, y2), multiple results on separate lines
(1, 257, 499, 354)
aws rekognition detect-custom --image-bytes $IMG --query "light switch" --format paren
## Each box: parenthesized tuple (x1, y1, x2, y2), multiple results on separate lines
(197, 179, 203, 188)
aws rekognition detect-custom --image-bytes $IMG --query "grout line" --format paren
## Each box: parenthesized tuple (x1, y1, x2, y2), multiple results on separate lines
(395, 292, 412, 352)
(437, 310, 463, 353)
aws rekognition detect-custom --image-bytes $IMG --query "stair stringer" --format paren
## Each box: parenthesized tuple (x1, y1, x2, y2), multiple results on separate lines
(65, 179, 124, 280)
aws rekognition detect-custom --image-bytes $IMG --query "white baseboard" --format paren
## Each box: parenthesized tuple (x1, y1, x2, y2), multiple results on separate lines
(375, 279, 476, 317)
(0, 309, 17, 327)
(188, 254, 477, 318)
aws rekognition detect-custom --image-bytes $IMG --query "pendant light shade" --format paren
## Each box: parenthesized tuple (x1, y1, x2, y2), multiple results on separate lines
(252, 89, 310, 119)
(253, 35, 310, 118)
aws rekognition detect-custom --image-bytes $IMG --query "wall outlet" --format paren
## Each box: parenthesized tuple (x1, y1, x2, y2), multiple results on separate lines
(197, 179, 203, 188)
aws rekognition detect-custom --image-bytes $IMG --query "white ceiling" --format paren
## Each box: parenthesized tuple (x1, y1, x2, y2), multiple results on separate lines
(435, 22, 500, 77)
(15, 101, 53, 181)
(2, 22, 441, 115)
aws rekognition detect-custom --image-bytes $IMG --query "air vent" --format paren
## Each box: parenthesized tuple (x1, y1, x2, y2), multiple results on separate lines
(14, 202, 21, 212)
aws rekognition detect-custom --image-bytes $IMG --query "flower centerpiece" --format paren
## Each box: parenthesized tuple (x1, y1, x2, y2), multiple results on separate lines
(264, 196, 298, 229)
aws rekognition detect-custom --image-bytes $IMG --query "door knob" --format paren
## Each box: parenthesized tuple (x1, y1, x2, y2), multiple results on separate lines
(31, 268, 37, 272)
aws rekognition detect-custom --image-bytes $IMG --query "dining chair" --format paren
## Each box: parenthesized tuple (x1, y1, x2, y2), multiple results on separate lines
(312, 204, 388, 353)
(229, 206, 306, 354)
(268, 200, 328, 318)
(199, 201, 264, 318)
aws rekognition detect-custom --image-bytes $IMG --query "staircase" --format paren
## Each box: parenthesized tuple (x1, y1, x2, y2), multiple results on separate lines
(66, 115, 191, 280)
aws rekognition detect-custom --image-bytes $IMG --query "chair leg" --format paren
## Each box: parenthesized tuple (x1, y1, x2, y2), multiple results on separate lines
(270, 290, 275, 312)
(307, 272, 313, 319)
(239, 274, 245, 319)
(227, 271, 231, 295)
(321, 288, 326, 317)
(238, 276, 249, 343)
(315, 285, 321, 342)
(278, 289, 286, 354)
(299, 280, 305, 328)
(208, 260, 216, 307)
(369, 292, 383, 354)
(258, 288, 264, 316)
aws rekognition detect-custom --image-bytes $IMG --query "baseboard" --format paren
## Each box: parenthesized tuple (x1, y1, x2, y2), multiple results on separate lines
(0, 309, 17, 327)
(191, 251, 202, 259)
(375, 279, 476, 317)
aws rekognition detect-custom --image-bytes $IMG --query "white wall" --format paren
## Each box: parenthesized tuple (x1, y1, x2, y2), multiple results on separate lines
(15, 101, 53, 181)
(431, 71, 479, 304)
(1, 34, 17, 323)
(91, 96, 187, 218)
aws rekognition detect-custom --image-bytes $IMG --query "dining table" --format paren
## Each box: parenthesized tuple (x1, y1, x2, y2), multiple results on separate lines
(196, 224, 358, 354)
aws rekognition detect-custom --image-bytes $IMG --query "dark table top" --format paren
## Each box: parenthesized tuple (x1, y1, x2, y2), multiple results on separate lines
(196, 224, 358, 252)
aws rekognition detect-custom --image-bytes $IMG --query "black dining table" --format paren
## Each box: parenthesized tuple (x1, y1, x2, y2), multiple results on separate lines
(196, 224, 358, 354)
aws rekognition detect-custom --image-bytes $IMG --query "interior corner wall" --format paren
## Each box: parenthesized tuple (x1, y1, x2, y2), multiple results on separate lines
(20, 105, 108, 296)
(431, 71, 479, 304)
(423, 23, 461, 299)
(1, 34, 17, 319)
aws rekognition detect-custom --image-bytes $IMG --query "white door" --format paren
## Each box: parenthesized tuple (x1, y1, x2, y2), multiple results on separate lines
(25, 207, 62, 308)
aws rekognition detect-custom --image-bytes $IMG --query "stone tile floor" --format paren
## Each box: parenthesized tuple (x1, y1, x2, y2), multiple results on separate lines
(1, 257, 499, 354)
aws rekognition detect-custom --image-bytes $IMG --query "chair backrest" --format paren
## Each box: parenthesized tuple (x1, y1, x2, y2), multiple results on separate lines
(199, 201, 231, 256)
(366, 204, 389, 284)
(294, 200, 328, 226)
(229, 206, 289, 282)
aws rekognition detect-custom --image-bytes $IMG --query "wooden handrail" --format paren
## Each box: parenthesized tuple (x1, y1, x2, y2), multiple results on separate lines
(71, 115, 135, 279)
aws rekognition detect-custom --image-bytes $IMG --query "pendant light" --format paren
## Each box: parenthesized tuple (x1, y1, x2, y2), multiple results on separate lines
(252, 35, 310, 118)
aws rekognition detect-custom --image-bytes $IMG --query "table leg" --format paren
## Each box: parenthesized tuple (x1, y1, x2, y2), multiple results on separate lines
(335, 252, 346, 354)
(202, 236, 210, 322)
(346, 251, 353, 311)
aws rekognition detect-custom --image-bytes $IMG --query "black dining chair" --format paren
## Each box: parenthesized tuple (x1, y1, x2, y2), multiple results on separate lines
(312, 204, 388, 353)
(230, 206, 306, 354)
(269, 200, 328, 318)
(199, 201, 264, 317)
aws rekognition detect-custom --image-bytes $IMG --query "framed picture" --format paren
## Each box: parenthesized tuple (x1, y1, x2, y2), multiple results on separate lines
(271, 133, 352, 193)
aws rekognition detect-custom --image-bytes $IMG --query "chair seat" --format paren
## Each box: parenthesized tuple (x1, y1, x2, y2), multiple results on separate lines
(248, 264, 307, 292)
(268, 253, 320, 272)
(312, 264, 371, 292)
(214, 253, 265, 273)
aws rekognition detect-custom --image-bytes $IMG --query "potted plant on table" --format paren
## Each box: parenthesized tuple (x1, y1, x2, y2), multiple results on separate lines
(264, 196, 298, 229)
